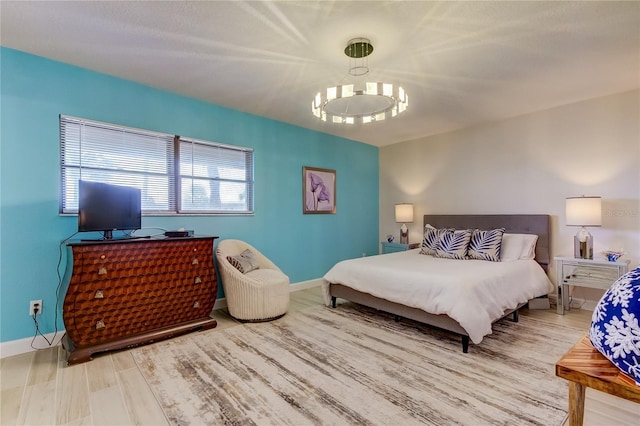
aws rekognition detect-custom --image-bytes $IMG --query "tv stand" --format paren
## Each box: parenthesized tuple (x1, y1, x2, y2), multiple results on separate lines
(62, 236, 218, 364)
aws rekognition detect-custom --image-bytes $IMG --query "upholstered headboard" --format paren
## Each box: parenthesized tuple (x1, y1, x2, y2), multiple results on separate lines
(423, 214, 551, 271)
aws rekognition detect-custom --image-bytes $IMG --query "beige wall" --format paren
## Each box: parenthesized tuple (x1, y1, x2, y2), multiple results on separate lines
(380, 89, 640, 306)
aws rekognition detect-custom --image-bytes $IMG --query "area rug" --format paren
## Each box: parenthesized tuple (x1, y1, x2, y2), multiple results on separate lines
(132, 303, 586, 425)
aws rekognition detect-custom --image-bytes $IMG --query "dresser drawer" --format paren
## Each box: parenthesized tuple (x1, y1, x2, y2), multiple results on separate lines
(72, 240, 213, 278)
(67, 268, 214, 306)
(65, 272, 216, 346)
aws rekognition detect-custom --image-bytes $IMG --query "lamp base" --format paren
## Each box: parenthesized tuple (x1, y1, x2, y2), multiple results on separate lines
(574, 227, 593, 259)
(400, 224, 409, 244)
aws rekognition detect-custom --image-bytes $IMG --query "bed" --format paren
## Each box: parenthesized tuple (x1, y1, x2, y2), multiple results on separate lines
(323, 214, 552, 352)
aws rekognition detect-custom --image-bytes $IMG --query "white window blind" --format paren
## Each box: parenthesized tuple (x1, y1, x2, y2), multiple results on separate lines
(179, 137, 254, 213)
(60, 115, 254, 215)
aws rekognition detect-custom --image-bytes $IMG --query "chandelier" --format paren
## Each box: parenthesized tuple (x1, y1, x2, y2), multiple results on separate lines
(312, 38, 408, 124)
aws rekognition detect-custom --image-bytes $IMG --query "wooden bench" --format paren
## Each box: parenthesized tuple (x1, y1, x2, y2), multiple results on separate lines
(555, 335, 640, 426)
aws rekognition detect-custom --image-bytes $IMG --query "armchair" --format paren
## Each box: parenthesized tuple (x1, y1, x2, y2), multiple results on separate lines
(216, 239, 290, 322)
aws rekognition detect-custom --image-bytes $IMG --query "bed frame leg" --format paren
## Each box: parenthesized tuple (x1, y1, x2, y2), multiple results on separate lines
(331, 296, 336, 308)
(512, 310, 519, 323)
(461, 336, 469, 353)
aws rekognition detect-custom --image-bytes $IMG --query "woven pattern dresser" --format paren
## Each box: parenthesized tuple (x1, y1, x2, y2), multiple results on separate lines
(63, 236, 218, 364)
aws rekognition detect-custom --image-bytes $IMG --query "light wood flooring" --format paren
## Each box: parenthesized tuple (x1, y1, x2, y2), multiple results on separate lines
(2, 287, 638, 425)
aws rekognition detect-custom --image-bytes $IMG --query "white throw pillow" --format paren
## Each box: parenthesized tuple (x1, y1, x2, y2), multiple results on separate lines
(501, 233, 538, 261)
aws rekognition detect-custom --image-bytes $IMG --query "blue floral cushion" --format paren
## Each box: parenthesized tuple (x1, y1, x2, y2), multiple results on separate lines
(468, 228, 505, 262)
(589, 266, 640, 385)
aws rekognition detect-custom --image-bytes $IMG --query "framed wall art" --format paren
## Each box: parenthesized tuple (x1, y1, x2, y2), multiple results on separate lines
(303, 166, 336, 214)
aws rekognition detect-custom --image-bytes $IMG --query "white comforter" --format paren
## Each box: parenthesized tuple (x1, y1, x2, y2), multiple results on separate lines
(322, 249, 553, 344)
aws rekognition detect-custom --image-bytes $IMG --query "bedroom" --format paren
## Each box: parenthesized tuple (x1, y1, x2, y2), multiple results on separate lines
(1, 1, 639, 424)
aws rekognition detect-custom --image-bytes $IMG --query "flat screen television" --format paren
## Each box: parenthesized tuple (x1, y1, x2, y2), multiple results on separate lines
(78, 180, 142, 240)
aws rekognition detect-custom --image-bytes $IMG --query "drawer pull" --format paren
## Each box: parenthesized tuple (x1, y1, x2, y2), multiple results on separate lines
(193, 301, 200, 308)
(192, 258, 199, 265)
(94, 290, 104, 299)
(98, 267, 107, 275)
(100, 255, 106, 260)
(95, 320, 105, 329)
(194, 276, 202, 284)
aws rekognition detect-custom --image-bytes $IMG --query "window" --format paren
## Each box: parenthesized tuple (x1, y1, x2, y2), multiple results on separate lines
(60, 115, 254, 215)
(179, 137, 253, 213)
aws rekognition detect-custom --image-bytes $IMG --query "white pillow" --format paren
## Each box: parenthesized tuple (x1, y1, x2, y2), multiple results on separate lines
(500, 233, 538, 261)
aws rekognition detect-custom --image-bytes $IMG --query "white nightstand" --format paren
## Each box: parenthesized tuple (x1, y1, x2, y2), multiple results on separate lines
(381, 242, 420, 254)
(555, 256, 630, 314)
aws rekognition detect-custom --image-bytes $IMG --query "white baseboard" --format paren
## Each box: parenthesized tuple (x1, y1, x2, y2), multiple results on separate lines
(1, 279, 325, 359)
(0, 332, 65, 359)
(289, 278, 323, 291)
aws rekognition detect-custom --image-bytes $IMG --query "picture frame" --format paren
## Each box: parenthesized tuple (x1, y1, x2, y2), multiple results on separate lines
(303, 166, 336, 214)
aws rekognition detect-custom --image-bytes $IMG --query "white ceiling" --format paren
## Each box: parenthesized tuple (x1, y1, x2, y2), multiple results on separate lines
(1, 1, 638, 147)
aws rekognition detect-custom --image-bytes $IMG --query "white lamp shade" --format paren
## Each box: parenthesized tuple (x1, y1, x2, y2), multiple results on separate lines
(395, 203, 414, 223)
(566, 196, 601, 227)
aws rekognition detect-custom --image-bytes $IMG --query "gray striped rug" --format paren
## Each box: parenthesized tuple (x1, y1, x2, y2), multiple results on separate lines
(132, 303, 586, 425)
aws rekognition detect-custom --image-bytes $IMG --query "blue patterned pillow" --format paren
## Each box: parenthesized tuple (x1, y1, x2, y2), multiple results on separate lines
(590, 267, 640, 385)
(420, 225, 451, 256)
(434, 229, 472, 260)
(468, 228, 505, 262)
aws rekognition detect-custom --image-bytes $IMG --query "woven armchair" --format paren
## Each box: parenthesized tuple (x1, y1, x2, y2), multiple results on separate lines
(216, 239, 290, 322)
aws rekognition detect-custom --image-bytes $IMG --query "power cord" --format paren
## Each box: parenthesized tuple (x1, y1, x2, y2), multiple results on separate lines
(30, 231, 78, 350)
(30, 303, 53, 349)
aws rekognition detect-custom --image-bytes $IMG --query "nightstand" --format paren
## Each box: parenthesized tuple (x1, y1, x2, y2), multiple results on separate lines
(555, 256, 630, 315)
(381, 242, 420, 254)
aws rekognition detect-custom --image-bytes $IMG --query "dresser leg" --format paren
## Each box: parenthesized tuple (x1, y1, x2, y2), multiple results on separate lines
(62, 334, 93, 365)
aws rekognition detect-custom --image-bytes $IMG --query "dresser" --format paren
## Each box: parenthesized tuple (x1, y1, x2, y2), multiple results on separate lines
(63, 236, 218, 364)
(555, 256, 630, 314)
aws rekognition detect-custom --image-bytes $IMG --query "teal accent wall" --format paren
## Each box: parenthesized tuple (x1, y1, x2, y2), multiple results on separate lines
(0, 47, 379, 343)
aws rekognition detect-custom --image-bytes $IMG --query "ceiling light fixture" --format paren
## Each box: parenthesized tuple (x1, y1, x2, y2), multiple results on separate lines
(312, 38, 408, 124)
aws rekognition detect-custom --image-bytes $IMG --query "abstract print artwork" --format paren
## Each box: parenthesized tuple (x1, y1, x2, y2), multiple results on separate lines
(303, 166, 336, 214)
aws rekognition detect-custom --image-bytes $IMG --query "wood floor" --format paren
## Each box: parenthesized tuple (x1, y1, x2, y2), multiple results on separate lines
(2, 287, 638, 425)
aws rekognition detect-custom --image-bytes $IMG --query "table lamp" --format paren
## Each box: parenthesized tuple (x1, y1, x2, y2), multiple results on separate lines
(566, 196, 601, 259)
(395, 203, 414, 244)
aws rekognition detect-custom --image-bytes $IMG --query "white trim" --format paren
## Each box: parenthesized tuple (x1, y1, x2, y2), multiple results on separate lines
(0, 333, 65, 359)
(1, 279, 324, 359)
(289, 278, 323, 291)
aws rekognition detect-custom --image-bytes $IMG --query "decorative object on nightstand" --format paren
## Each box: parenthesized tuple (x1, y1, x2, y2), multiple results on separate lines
(603, 249, 624, 262)
(565, 196, 601, 259)
(555, 256, 630, 314)
(395, 203, 413, 244)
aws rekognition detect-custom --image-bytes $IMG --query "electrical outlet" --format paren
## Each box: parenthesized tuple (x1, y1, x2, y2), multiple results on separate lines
(29, 300, 42, 316)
